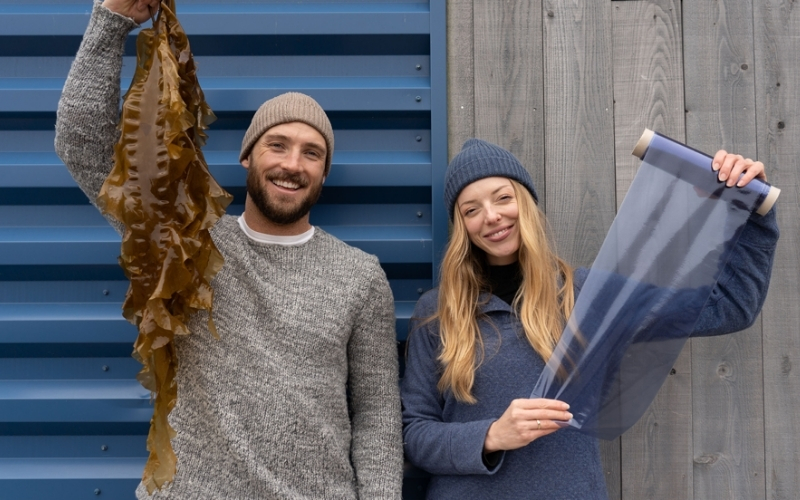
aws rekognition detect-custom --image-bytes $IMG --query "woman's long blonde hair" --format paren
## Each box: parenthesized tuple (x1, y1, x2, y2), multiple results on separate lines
(432, 180, 574, 403)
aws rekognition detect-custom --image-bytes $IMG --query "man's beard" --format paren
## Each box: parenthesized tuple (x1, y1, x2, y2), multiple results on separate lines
(246, 167, 323, 226)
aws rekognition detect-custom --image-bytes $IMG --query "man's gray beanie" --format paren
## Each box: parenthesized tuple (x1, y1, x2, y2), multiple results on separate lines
(444, 138, 539, 220)
(239, 92, 334, 175)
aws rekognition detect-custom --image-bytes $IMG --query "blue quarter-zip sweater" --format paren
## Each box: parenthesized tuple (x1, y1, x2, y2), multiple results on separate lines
(401, 209, 778, 500)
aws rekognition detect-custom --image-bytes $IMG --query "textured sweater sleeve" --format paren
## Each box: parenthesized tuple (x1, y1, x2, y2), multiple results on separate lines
(570, 208, 779, 339)
(54, 1, 137, 233)
(691, 207, 779, 336)
(347, 258, 403, 499)
(401, 294, 503, 476)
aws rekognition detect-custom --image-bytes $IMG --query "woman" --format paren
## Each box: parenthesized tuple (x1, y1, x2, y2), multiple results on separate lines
(401, 139, 778, 499)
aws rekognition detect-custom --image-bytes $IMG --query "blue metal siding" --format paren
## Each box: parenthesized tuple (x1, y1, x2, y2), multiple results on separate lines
(0, 1, 445, 497)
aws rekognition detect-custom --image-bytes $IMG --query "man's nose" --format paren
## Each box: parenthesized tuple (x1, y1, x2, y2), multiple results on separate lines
(282, 147, 303, 171)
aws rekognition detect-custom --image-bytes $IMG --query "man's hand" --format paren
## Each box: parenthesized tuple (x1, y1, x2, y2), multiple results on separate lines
(102, 0, 161, 25)
(712, 150, 767, 187)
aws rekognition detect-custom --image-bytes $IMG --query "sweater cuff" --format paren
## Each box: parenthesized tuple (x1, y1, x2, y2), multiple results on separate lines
(86, 0, 139, 50)
(450, 419, 505, 475)
(739, 205, 779, 247)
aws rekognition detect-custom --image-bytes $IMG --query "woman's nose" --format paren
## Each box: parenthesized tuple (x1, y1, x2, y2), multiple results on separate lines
(485, 208, 501, 224)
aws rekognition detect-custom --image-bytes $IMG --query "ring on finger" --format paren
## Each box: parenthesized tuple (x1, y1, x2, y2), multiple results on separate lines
(537, 419, 541, 430)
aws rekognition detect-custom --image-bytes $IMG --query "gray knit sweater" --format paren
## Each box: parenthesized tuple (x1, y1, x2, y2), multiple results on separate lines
(54, 3, 403, 498)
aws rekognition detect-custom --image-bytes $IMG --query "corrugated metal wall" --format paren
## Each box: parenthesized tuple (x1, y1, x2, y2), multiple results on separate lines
(0, 1, 446, 497)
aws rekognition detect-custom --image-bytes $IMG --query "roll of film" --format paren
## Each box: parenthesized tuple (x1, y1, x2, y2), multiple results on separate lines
(631, 128, 780, 215)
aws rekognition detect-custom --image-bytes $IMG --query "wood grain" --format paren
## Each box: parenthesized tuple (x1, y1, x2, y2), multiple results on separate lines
(683, 1, 766, 498)
(600, 438, 621, 500)
(611, 0, 685, 201)
(447, 0, 475, 159)
(541, 0, 616, 266)
(610, 2, 692, 499)
(541, 5, 616, 494)
(472, 0, 545, 205)
(753, 1, 800, 498)
(444, 1, 800, 499)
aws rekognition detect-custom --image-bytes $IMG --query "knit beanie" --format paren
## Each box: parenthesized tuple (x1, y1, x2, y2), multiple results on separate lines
(239, 92, 335, 175)
(444, 138, 538, 220)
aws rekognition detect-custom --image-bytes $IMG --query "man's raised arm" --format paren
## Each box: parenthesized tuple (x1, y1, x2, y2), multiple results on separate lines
(55, 1, 146, 208)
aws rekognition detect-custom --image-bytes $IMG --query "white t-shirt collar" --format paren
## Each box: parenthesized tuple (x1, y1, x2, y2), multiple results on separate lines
(237, 215, 315, 246)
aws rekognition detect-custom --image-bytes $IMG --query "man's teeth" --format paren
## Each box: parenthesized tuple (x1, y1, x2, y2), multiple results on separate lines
(273, 180, 300, 189)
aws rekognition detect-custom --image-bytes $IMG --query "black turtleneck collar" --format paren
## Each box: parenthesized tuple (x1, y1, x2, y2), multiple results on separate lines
(485, 261, 522, 306)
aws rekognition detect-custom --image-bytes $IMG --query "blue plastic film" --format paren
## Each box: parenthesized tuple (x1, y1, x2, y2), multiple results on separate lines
(530, 130, 778, 440)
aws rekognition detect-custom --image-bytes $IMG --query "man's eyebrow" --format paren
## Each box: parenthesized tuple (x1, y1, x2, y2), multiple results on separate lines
(303, 141, 326, 153)
(262, 134, 325, 153)
(261, 133, 289, 142)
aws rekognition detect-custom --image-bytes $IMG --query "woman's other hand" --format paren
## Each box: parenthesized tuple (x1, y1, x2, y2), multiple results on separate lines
(483, 398, 572, 453)
(712, 150, 767, 187)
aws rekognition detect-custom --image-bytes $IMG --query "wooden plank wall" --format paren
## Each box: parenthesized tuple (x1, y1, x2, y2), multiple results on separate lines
(754, 1, 800, 498)
(446, 0, 800, 498)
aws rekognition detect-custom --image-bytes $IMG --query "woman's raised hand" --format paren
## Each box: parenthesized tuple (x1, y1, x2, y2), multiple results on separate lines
(102, 0, 161, 25)
(712, 150, 767, 188)
(483, 398, 572, 453)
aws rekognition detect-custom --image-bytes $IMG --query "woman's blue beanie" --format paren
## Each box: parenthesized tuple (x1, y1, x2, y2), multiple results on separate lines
(444, 139, 538, 220)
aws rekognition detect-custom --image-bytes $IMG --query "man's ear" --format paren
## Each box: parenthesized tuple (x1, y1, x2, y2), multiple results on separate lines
(241, 157, 250, 169)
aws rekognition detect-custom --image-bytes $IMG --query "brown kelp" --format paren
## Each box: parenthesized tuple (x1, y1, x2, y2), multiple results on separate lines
(96, 0, 232, 492)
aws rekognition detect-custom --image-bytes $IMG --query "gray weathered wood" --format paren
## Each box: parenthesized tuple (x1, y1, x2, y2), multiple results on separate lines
(610, 2, 692, 499)
(447, 0, 475, 159)
(692, 331, 765, 498)
(541, 0, 616, 265)
(541, 5, 616, 495)
(683, 1, 767, 498)
(599, 438, 621, 500)
(472, 0, 545, 205)
(444, 0, 800, 498)
(610, 0, 685, 199)
(622, 351, 693, 499)
(684, 0, 759, 153)
(753, 1, 800, 498)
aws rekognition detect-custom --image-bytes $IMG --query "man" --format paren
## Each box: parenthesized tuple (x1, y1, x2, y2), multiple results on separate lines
(54, 1, 403, 498)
